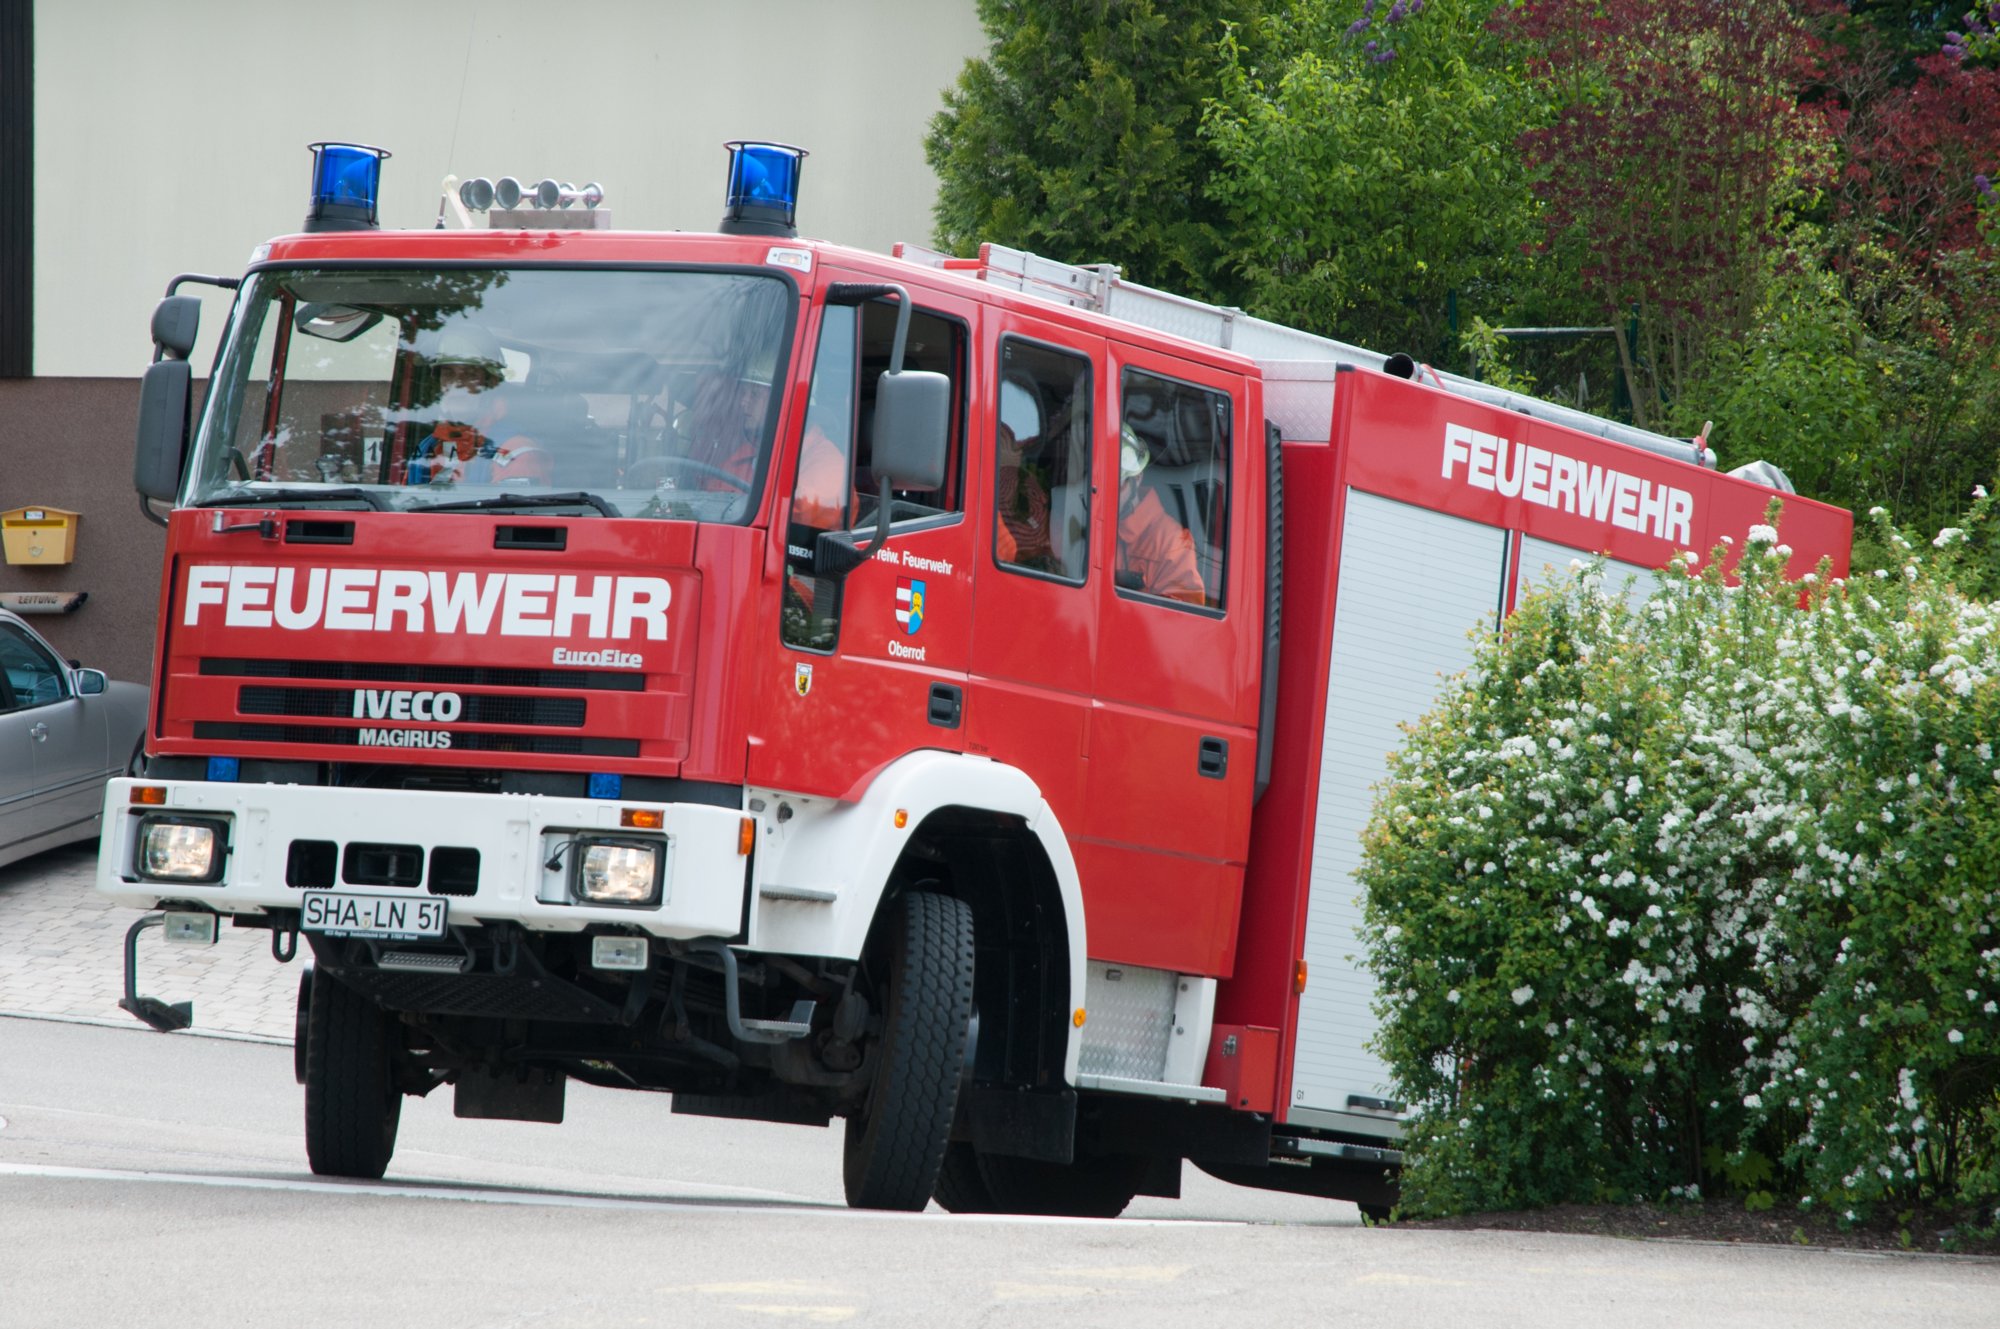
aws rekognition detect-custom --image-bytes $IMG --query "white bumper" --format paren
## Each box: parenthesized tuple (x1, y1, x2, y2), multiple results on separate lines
(95, 778, 749, 937)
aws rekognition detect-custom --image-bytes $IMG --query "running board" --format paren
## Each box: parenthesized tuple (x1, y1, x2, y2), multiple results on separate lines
(1078, 1073, 1226, 1104)
(1276, 1135, 1406, 1166)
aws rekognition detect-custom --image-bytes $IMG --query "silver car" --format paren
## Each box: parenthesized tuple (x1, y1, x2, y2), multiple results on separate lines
(0, 608, 149, 869)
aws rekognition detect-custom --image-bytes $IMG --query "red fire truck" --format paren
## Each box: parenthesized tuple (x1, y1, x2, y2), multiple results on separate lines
(99, 142, 1853, 1216)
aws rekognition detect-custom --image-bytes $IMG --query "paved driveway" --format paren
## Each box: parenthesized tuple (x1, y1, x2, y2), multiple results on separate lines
(0, 840, 294, 1041)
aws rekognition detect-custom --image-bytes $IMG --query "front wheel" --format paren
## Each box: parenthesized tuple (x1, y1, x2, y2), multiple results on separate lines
(302, 969, 402, 1179)
(842, 891, 975, 1211)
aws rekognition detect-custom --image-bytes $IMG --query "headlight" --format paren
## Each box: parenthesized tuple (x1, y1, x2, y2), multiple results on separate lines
(136, 816, 228, 883)
(574, 839, 663, 906)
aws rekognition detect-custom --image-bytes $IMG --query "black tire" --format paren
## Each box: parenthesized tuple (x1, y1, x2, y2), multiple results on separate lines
(293, 966, 313, 1086)
(842, 891, 975, 1211)
(932, 1141, 998, 1214)
(303, 969, 402, 1179)
(970, 1149, 1147, 1219)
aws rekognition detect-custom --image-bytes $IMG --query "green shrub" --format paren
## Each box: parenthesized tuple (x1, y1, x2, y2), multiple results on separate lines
(1360, 504, 2000, 1220)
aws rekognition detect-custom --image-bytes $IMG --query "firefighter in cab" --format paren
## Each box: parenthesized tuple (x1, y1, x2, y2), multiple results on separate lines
(407, 325, 552, 485)
(1115, 423, 1204, 605)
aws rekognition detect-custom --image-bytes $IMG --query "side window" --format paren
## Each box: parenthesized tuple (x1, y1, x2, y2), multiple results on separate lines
(781, 306, 860, 651)
(993, 338, 1092, 583)
(1117, 369, 1230, 611)
(0, 625, 67, 709)
(852, 301, 966, 526)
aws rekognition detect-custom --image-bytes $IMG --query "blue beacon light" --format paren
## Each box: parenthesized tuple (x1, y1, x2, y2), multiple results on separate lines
(719, 141, 808, 238)
(304, 142, 392, 233)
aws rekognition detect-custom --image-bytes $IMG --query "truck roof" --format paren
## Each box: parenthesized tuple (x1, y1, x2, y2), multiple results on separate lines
(252, 228, 1266, 377)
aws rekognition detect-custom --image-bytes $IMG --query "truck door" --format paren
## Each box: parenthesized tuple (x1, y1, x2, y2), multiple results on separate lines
(1080, 347, 1259, 976)
(746, 280, 975, 797)
(965, 322, 1103, 823)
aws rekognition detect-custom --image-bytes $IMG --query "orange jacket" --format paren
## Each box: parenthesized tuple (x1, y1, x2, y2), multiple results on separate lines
(1119, 488, 1205, 605)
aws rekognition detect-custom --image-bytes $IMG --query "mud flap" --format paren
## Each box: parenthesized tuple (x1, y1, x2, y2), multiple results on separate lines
(454, 1066, 566, 1124)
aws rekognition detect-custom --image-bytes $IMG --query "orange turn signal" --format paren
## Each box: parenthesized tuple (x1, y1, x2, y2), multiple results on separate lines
(1295, 960, 1309, 995)
(894, 809, 908, 829)
(1073, 1007, 1087, 1028)
(738, 817, 756, 856)
(130, 786, 167, 806)
(620, 808, 664, 829)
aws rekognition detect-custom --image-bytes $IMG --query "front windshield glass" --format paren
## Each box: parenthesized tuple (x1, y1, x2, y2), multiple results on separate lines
(186, 267, 794, 521)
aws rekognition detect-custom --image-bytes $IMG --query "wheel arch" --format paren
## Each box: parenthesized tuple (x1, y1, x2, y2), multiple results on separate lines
(746, 750, 1086, 1086)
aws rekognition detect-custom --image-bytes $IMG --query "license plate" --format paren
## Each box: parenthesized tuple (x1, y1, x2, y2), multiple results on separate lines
(300, 892, 448, 940)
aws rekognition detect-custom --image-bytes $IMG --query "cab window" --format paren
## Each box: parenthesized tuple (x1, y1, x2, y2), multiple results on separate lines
(993, 337, 1092, 584)
(1117, 369, 1229, 611)
(782, 298, 967, 652)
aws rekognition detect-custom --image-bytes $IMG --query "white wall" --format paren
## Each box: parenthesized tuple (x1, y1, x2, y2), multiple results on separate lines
(34, 0, 984, 376)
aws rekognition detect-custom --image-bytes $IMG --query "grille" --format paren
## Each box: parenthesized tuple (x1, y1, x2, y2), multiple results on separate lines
(201, 657, 642, 692)
(194, 721, 639, 757)
(238, 685, 586, 728)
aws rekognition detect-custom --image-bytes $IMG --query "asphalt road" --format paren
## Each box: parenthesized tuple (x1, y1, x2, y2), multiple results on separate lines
(5, 1016, 1999, 1329)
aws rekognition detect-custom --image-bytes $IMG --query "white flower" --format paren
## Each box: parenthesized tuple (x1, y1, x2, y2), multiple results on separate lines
(1744, 1093, 1764, 1109)
(1948, 1029, 1965, 1044)
(1446, 989, 1461, 1004)
(1625, 775, 1643, 797)
(1512, 985, 1535, 1006)
(1747, 524, 1778, 545)
(1934, 527, 1966, 549)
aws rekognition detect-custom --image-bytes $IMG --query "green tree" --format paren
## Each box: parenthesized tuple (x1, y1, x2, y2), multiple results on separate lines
(924, 0, 1261, 302)
(1202, 0, 1542, 365)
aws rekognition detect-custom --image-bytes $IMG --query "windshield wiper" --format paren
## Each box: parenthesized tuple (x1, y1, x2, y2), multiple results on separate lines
(202, 487, 391, 510)
(405, 491, 619, 518)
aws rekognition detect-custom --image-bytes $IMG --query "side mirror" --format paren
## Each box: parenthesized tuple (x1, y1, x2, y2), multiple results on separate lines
(135, 359, 193, 501)
(74, 668, 107, 696)
(152, 296, 203, 361)
(870, 370, 950, 490)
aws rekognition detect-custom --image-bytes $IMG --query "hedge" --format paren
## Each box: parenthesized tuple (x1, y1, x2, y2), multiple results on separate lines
(1359, 502, 2000, 1222)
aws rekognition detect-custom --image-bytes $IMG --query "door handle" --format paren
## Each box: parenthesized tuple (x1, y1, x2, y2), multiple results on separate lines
(1198, 736, 1228, 779)
(29, 723, 48, 742)
(928, 683, 963, 730)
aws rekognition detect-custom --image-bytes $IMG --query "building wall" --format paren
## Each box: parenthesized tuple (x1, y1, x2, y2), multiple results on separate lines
(0, 378, 166, 684)
(4, 0, 986, 684)
(35, 0, 983, 376)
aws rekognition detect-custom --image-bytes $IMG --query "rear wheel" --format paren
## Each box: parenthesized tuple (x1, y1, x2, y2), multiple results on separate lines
(303, 969, 402, 1179)
(842, 890, 975, 1211)
(932, 1141, 997, 1213)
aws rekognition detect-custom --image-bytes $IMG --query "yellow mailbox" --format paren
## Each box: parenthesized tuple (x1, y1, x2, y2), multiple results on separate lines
(2, 507, 81, 566)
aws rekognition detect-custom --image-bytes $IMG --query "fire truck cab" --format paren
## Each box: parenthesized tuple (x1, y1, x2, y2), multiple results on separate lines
(98, 142, 1852, 1217)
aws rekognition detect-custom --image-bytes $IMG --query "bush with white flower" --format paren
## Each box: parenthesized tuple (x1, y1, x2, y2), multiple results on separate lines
(1360, 498, 2000, 1220)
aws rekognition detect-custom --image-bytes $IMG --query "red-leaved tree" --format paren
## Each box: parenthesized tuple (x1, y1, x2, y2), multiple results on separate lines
(1495, 0, 1841, 422)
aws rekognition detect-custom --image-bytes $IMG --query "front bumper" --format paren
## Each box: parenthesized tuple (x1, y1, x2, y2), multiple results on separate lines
(95, 778, 749, 938)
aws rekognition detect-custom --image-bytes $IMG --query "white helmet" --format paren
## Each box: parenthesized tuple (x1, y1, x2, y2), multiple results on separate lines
(1119, 423, 1150, 481)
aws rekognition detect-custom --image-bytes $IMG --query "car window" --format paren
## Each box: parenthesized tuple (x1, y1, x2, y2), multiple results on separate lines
(0, 623, 68, 709)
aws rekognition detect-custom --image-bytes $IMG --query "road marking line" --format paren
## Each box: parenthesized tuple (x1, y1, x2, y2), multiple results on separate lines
(0, 1163, 1240, 1227)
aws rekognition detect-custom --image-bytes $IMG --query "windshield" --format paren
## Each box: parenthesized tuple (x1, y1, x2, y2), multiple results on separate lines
(186, 267, 794, 521)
